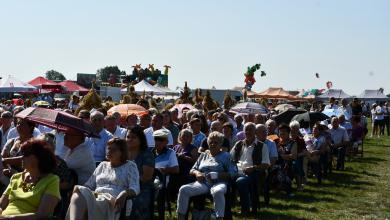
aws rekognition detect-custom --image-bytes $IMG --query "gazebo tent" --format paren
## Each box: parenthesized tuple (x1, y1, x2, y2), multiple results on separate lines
(0, 75, 37, 93)
(59, 80, 89, 94)
(154, 84, 179, 95)
(316, 89, 352, 100)
(28, 76, 62, 93)
(121, 80, 166, 95)
(250, 87, 298, 100)
(358, 90, 389, 101)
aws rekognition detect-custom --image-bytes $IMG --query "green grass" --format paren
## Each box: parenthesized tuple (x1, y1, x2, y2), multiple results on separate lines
(165, 131, 390, 219)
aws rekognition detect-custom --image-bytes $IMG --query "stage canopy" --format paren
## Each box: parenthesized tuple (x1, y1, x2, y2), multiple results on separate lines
(0, 75, 37, 93)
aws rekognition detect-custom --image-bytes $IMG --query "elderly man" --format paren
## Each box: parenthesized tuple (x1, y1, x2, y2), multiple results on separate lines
(104, 115, 126, 139)
(255, 124, 278, 205)
(63, 128, 95, 184)
(86, 111, 113, 162)
(231, 122, 270, 215)
(265, 119, 279, 142)
(329, 117, 350, 170)
(144, 113, 173, 149)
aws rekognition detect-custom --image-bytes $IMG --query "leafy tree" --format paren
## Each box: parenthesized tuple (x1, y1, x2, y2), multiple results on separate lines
(45, 70, 66, 81)
(96, 66, 126, 83)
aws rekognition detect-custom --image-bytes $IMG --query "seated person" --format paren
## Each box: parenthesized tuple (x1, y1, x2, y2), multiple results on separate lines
(0, 139, 60, 219)
(152, 129, 180, 176)
(171, 129, 198, 196)
(305, 124, 327, 184)
(62, 128, 95, 185)
(126, 127, 155, 220)
(176, 132, 237, 220)
(231, 123, 270, 216)
(66, 138, 140, 220)
(2, 119, 36, 174)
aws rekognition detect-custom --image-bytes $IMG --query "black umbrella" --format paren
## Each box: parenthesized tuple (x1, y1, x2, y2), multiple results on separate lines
(291, 112, 329, 128)
(274, 109, 307, 125)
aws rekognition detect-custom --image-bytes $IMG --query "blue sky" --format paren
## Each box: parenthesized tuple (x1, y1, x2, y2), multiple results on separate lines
(0, 0, 389, 95)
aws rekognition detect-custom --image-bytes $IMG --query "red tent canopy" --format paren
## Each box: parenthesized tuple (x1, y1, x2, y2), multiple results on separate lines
(59, 80, 89, 93)
(28, 77, 61, 89)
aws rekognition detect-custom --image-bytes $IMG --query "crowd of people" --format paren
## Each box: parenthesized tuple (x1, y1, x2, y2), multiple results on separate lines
(0, 94, 382, 220)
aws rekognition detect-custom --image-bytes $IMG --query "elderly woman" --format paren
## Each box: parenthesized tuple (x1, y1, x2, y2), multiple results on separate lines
(170, 129, 198, 196)
(0, 139, 61, 219)
(126, 127, 155, 220)
(66, 138, 140, 220)
(176, 132, 237, 220)
(289, 121, 306, 190)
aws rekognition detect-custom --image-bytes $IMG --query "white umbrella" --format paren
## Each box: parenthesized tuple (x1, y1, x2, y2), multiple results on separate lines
(230, 102, 268, 114)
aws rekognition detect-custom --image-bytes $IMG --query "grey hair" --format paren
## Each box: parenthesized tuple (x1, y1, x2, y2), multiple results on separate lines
(265, 119, 276, 127)
(207, 131, 225, 147)
(178, 129, 193, 144)
(255, 124, 268, 135)
(90, 110, 104, 119)
(244, 122, 256, 132)
(210, 121, 222, 131)
(289, 120, 301, 129)
(186, 109, 200, 121)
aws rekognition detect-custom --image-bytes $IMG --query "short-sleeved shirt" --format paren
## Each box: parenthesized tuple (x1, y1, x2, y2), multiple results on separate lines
(133, 149, 155, 189)
(154, 148, 179, 169)
(84, 161, 140, 198)
(2, 173, 60, 216)
(329, 127, 350, 145)
(144, 127, 173, 149)
(191, 151, 237, 186)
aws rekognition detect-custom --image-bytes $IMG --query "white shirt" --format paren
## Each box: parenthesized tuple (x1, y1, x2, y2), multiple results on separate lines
(54, 132, 68, 159)
(329, 126, 349, 145)
(38, 125, 53, 134)
(374, 106, 384, 120)
(64, 142, 96, 185)
(144, 127, 173, 149)
(235, 140, 270, 175)
(7, 127, 41, 140)
(338, 105, 352, 121)
(111, 126, 127, 139)
(324, 104, 339, 110)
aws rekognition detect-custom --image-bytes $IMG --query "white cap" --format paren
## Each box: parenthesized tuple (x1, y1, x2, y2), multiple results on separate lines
(153, 129, 169, 139)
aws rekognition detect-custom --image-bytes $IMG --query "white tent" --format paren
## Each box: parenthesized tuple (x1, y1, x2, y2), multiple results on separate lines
(154, 84, 179, 95)
(121, 80, 167, 95)
(358, 90, 389, 101)
(316, 89, 352, 100)
(0, 75, 37, 93)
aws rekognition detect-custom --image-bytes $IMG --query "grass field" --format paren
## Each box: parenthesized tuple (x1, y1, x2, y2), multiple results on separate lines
(165, 132, 390, 220)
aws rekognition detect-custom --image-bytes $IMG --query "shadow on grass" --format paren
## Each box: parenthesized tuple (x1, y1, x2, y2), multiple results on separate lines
(260, 210, 310, 220)
(350, 156, 387, 164)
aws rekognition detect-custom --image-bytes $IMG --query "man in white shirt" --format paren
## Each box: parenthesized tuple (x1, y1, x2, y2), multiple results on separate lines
(144, 113, 173, 149)
(86, 111, 113, 162)
(231, 122, 270, 215)
(63, 128, 95, 184)
(338, 99, 352, 121)
(329, 117, 350, 170)
(104, 115, 127, 139)
(0, 111, 13, 149)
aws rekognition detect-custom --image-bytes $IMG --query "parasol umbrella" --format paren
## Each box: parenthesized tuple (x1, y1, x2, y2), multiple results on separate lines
(16, 107, 99, 137)
(274, 104, 295, 113)
(291, 112, 330, 128)
(33, 101, 50, 107)
(230, 102, 268, 115)
(274, 108, 307, 125)
(322, 109, 343, 118)
(107, 104, 148, 120)
(170, 104, 195, 118)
